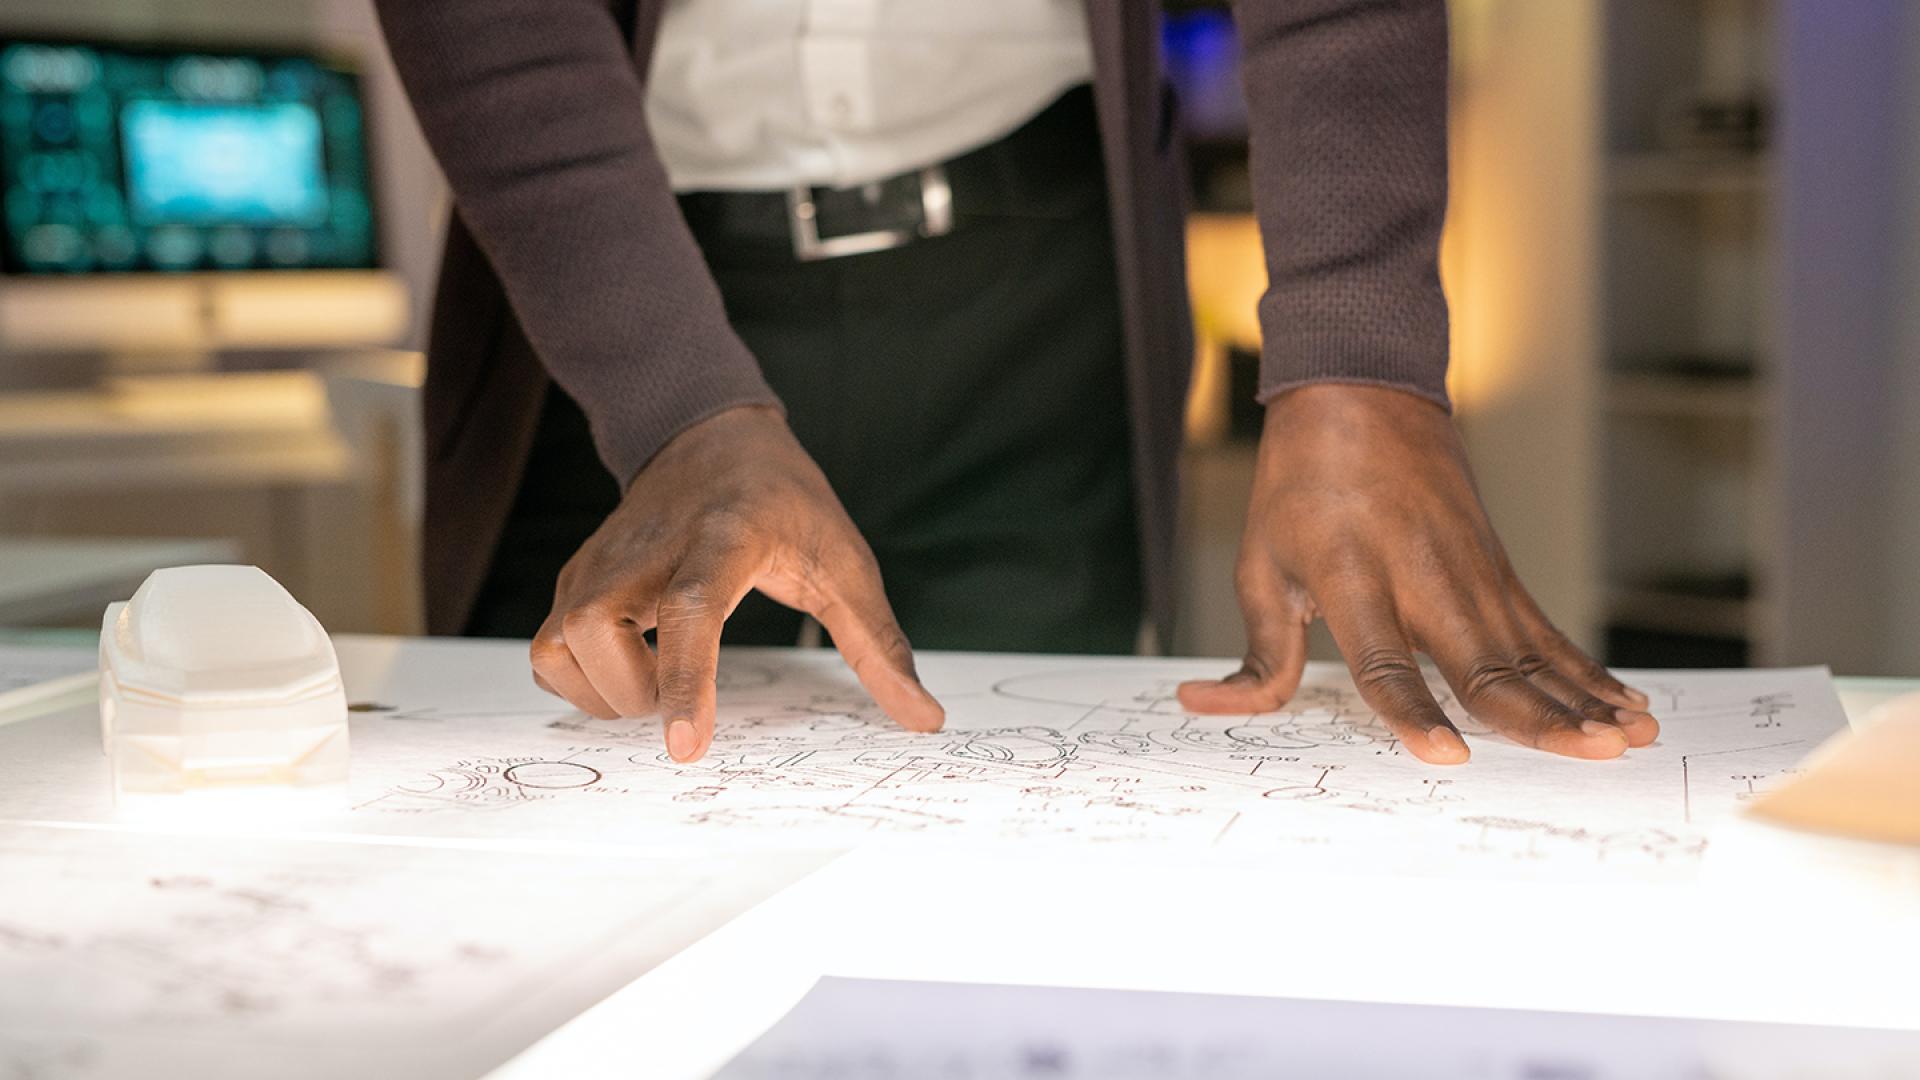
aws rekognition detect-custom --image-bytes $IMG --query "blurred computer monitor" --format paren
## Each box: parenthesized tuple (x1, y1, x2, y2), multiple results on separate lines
(0, 35, 406, 358)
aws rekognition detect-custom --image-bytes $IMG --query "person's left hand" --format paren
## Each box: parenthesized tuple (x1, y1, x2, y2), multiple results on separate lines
(1178, 383, 1659, 765)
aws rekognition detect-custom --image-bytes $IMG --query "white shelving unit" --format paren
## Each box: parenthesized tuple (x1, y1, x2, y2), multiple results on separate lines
(1596, 0, 1775, 667)
(1593, 0, 1920, 673)
(1452, 0, 1920, 675)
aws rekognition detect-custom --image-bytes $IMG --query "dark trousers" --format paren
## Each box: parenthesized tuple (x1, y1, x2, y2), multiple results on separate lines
(466, 92, 1142, 652)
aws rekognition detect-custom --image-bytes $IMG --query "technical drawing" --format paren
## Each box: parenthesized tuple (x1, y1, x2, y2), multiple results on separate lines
(1679, 740, 1810, 823)
(356, 750, 624, 812)
(0, 863, 505, 1027)
(0, 826, 765, 1080)
(336, 659, 1846, 877)
(1459, 816, 1708, 865)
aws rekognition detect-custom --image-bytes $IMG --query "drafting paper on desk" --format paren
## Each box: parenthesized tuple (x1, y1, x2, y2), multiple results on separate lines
(0, 824, 824, 1080)
(0, 638, 1850, 880)
(714, 977, 1920, 1080)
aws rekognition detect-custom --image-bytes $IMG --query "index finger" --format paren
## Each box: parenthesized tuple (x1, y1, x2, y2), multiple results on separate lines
(654, 548, 759, 762)
(1316, 576, 1470, 765)
(804, 546, 945, 734)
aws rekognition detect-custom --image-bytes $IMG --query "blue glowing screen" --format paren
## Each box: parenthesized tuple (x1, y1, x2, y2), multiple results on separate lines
(0, 39, 376, 274)
(122, 100, 328, 226)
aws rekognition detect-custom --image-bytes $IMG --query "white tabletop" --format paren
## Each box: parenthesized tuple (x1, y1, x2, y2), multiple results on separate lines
(0, 635, 1913, 1080)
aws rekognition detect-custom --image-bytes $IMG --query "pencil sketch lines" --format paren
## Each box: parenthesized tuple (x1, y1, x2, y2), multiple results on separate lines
(1459, 816, 1707, 865)
(356, 749, 625, 811)
(0, 872, 510, 1026)
(1679, 739, 1808, 823)
(334, 660, 1844, 875)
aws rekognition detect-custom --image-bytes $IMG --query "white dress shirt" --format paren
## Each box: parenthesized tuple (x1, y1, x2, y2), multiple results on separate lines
(645, 0, 1095, 192)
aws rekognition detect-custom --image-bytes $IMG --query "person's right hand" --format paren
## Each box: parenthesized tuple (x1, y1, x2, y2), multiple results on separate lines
(530, 404, 945, 762)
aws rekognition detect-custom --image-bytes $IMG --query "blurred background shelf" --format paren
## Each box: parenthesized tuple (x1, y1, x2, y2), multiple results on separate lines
(1603, 367, 1766, 421)
(1596, 0, 1776, 668)
(1446, 0, 1920, 676)
(1608, 151, 1770, 197)
(1607, 581, 1754, 641)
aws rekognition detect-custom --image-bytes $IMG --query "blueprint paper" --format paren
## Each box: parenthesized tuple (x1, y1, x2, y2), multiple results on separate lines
(0, 637, 1849, 880)
(0, 824, 825, 1080)
(714, 977, 1920, 1080)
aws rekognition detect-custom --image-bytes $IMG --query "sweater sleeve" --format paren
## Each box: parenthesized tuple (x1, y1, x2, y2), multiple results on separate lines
(374, 0, 780, 483)
(1232, 0, 1452, 408)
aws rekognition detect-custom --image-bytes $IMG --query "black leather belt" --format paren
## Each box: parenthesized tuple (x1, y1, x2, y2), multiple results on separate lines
(676, 85, 1102, 263)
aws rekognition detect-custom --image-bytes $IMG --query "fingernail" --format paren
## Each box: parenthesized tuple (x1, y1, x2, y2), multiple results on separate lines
(1581, 718, 1626, 742)
(1614, 708, 1655, 725)
(1428, 726, 1469, 760)
(913, 686, 946, 732)
(666, 718, 700, 761)
(1623, 685, 1651, 708)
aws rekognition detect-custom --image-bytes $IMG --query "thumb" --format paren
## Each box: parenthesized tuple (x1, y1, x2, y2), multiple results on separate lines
(807, 549, 945, 734)
(1179, 568, 1309, 714)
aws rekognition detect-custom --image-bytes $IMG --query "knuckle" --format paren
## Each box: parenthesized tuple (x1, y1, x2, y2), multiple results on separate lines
(529, 634, 568, 670)
(1541, 623, 1610, 677)
(1528, 696, 1574, 731)
(1457, 654, 1527, 704)
(1512, 651, 1553, 679)
(1241, 650, 1276, 684)
(1400, 532, 1451, 582)
(1557, 681, 1612, 721)
(654, 665, 704, 708)
(783, 531, 831, 581)
(657, 581, 719, 624)
(874, 621, 913, 664)
(1577, 653, 1622, 688)
(560, 602, 623, 641)
(529, 626, 572, 668)
(1576, 696, 1613, 723)
(1534, 621, 1575, 650)
(1232, 553, 1278, 597)
(1543, 630, 1625, 692)
(1350, 645, 1420, 691)
(1304, 540, 1375, 589)
(695, 508, 754, 550)
(842, 620, 913, 683)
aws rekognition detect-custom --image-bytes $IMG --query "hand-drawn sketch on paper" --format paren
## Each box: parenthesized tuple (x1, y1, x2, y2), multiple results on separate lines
(0, 825, 813, 1080)
(0, 640, 1849, 878)
(325, 649, 1850, 877)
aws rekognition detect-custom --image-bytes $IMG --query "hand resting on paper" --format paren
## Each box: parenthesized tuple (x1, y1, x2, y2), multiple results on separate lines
(1179, 384, 1660, 765)
(529, 405, 944, 763)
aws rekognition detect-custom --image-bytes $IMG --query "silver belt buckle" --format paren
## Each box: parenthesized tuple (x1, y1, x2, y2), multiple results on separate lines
(786, 165, 954, 262)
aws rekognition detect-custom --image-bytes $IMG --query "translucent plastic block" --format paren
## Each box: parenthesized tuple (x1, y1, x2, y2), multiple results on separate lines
(99, 565, 348, 801)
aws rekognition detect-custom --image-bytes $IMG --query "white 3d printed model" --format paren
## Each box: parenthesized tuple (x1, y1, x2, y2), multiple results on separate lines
(99, 565, 348, 799)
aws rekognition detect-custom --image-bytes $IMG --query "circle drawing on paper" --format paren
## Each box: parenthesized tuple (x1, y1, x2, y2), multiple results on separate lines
(501, 761, 603, 789)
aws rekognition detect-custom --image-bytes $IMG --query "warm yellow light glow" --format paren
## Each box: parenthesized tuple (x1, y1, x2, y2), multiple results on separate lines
(1443, 0, 1604, 419)
(1184, 213, 1267, 443)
